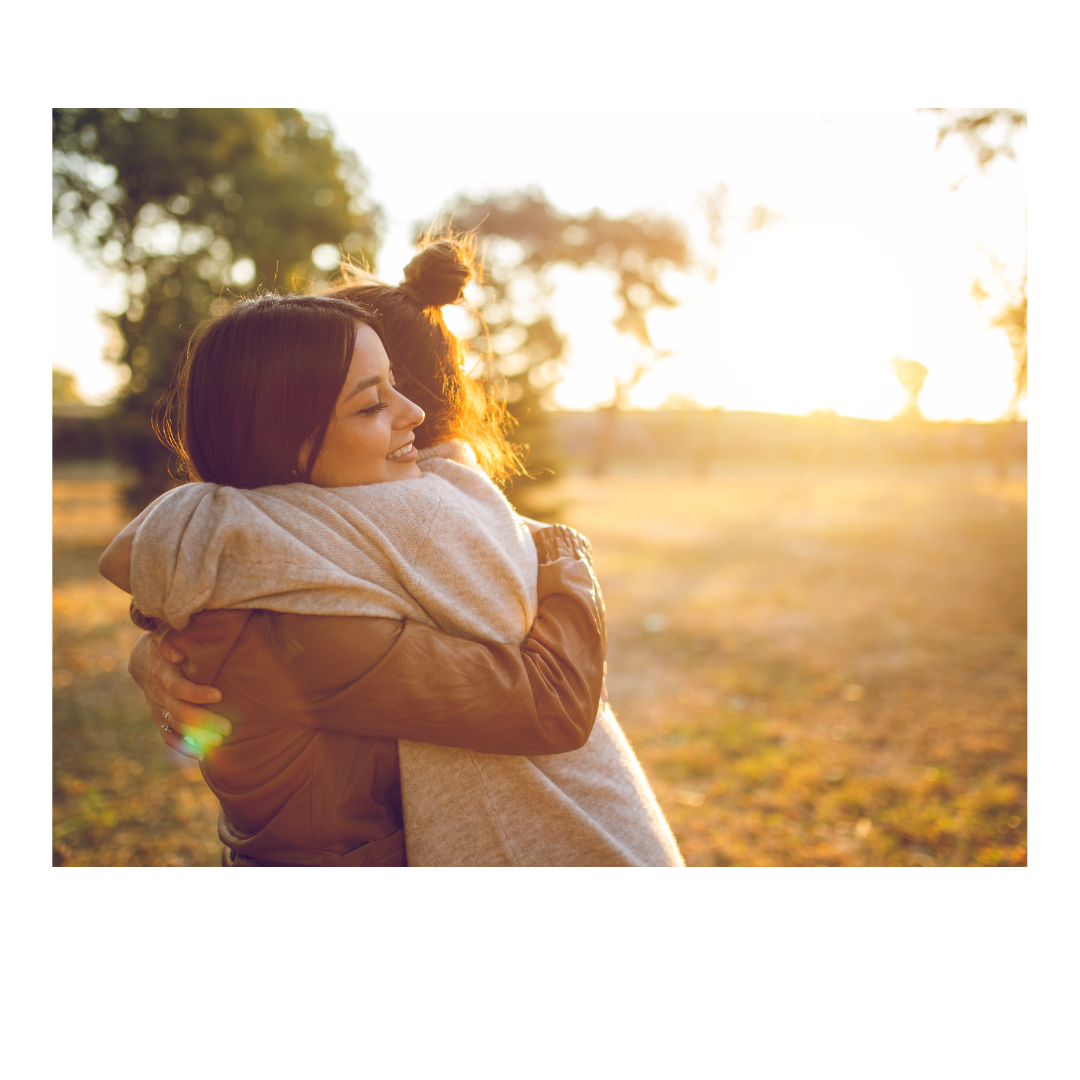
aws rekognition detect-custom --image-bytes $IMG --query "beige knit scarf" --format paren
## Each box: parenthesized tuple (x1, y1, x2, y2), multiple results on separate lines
(131, 442, 683, 866)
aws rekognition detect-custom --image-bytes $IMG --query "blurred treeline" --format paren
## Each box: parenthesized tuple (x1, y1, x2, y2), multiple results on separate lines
(53, 109, 688, 518)
(57, 404, 1027, 475)
(555, 410, 1026, 475)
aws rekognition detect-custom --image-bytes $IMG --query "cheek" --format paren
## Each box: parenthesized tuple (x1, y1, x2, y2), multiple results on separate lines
(347, 417, 391, 460)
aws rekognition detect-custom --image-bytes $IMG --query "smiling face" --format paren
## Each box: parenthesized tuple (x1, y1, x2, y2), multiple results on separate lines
(304, 322, 426, 487)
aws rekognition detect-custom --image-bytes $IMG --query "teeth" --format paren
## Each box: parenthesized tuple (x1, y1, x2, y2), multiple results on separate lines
(387, 442, 414, 460)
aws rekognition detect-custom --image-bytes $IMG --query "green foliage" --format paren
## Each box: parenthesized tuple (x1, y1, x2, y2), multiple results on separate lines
(437, 190, 690, 514)
(53, 108, 383, 509)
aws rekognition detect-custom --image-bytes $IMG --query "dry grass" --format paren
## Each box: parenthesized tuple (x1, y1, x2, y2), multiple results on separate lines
(53, 463, 221, 866)
(53, 460, 1025, 867)
(558, 464, 1026, 866)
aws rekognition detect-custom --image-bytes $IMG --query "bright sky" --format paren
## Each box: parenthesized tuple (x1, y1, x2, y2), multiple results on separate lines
(55, 108, 1026, 420)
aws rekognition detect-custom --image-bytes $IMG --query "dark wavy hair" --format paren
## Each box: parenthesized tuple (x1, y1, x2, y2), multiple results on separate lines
(155, 293, 382, 489)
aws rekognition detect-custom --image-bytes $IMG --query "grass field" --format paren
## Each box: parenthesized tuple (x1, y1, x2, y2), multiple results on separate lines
(53, 460, 1026, 867)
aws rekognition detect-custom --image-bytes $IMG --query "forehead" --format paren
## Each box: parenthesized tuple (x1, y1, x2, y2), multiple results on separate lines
(346, 322, 389, 376)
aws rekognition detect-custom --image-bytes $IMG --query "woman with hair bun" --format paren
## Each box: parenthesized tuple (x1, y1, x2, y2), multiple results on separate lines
(328, 235, 521, 486)
(112, 235, 683, 867)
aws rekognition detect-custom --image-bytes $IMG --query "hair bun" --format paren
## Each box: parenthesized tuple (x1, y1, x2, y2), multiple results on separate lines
(401, 235, 476, 307)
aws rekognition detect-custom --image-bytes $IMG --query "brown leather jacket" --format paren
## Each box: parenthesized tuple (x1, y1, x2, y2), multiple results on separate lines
(164, 526, 605, 866)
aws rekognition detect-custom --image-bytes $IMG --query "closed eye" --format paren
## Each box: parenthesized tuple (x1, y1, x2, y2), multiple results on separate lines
(357, 401, 389, 416)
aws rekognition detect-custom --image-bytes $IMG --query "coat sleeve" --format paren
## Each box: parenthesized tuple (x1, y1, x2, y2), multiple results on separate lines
(248, 525, 606, 755)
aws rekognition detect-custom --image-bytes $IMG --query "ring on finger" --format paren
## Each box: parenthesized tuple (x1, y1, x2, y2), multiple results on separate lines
(161, 709, 173, 732)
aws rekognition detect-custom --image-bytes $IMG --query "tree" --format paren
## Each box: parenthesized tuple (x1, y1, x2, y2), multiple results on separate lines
(993, 280, 1026, 417)
(890, 356, 929, 420)
(53, 108, 382, 508)
(926, 108, 1027, 188)
(971, 255, 1027, 418)
(436, 190, 690, 511)
(925, 108, 1027, 415)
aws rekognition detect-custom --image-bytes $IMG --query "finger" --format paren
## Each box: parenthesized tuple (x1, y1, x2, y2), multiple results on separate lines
(155, 704, 227, 753)
(164, 630, 198, 652)
(151, 683, 231, 734)
(161, 699, 231, 739)
(159, 725, 204, 760)
(159, 640, 187, 664)
(160, 665, 222, 706)
(176, 724, 224, 751)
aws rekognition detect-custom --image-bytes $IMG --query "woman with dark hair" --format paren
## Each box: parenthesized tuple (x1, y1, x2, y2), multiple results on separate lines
(113, 236, 682, 866)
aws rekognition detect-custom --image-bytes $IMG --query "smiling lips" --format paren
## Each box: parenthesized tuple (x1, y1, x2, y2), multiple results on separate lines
(386, 440, 416, 461)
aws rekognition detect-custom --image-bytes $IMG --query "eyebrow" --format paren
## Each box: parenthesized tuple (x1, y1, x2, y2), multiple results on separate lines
(343, 373, 382, 402)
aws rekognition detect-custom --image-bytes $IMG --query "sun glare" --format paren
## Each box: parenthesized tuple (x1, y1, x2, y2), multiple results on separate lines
(714, 222, 915, 419)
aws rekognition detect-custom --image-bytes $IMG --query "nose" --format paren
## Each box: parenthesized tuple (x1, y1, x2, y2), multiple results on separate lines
(394, 389, 425, 430)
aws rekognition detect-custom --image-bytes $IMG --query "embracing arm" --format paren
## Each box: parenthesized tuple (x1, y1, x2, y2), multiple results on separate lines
(289, 526, 604, 753)
(130, 524, 606, 757)
(165, 525, 606, 756)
